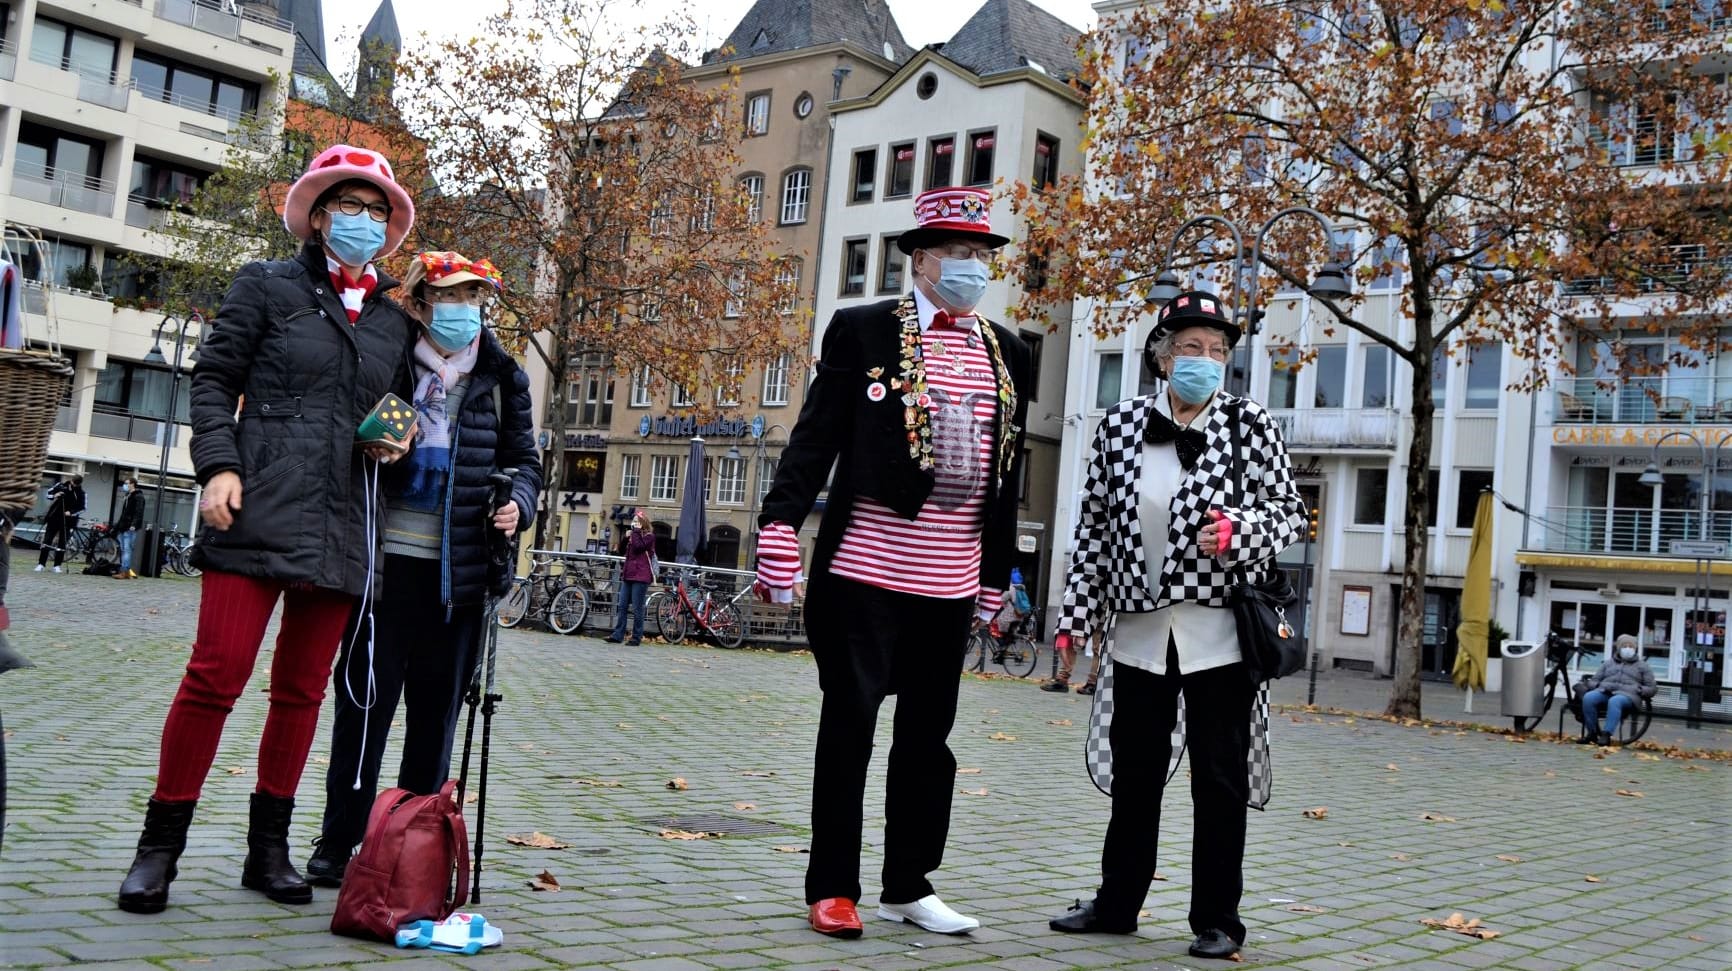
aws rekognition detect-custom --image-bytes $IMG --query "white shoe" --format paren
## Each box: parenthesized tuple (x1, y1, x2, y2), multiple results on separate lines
(877, 894, 979, 934)
(33, 564, 44, 572)
(52, 566, 63, 573)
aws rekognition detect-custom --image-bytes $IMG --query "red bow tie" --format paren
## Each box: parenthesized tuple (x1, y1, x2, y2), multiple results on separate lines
(931, 310, 976, 330)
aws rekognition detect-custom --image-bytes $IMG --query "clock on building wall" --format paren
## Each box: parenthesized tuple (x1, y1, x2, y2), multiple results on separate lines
(794, 92, 814, 118)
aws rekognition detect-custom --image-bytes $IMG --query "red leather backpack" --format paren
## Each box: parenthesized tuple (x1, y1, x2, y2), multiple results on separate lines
(331, 781, 469, 941)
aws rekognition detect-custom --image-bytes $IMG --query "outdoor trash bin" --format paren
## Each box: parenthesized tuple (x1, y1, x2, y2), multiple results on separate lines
(1500, 640, 1545, 718)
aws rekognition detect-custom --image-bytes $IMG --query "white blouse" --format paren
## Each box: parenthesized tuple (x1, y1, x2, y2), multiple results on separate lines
(1111, 393, 1242, 677)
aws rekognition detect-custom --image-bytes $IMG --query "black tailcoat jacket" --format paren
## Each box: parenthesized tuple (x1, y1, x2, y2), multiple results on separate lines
(759, 296, 1031, 594)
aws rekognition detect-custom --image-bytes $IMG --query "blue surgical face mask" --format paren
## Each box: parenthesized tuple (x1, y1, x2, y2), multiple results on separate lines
(1169, 355, 1225, 405)
(1618, 647, 1637, 662)
(933, 257, 989, 312)
(322, 210, 386, 266)
(428, 302, 482, 352)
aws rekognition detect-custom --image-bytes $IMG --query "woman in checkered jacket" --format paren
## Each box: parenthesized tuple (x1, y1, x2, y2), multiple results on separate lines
(1046, 291, 1305, 961)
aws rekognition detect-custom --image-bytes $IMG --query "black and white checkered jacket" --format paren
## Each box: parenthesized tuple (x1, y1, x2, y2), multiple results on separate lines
(1057, 391, 1305, 639)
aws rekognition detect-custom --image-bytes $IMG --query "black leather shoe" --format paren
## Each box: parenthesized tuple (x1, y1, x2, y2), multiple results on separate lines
(1188, 929, 1241, 959)
(1077, 683, 1097, 695)
(304, 837, 350, 888)
(604, 636, 623, 643)
(240, 793, 313, 904)
(1049, 898, 1136, 934)
(1040, 681, 1069, 693)
(1597, 731, 1612, 746)
(1577, 733, 1599, 745)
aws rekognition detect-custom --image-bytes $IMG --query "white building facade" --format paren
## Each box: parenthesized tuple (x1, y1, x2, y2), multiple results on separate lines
(814, 16, 1084, 607)
(1, 0, 294, 530)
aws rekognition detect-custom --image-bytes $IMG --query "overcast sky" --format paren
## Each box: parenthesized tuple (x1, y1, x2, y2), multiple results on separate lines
(320, 0, 1099, 87)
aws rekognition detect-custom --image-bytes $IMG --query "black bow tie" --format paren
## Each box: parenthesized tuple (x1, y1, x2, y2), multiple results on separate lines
(1144, 409, 1207, 470)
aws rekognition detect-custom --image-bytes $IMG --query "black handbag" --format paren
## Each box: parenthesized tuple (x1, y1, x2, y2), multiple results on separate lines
(1225, 401, 1305, 682)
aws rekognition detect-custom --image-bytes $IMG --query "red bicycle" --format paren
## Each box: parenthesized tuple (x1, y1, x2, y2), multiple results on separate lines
(653, 573, 747, 648)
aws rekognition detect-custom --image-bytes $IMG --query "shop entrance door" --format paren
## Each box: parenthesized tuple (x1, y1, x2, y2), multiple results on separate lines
(1421, 588, 1461, 681)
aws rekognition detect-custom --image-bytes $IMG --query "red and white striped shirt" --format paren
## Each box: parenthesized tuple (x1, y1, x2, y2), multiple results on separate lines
(831, 291, 999, 600)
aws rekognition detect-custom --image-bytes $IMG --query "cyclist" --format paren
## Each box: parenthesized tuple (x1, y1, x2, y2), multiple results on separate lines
(1577, 634, 1658, 746)
(990, 568, 1033, 647)
(305, 250, 540, 887)
(34, 475, 84, 573)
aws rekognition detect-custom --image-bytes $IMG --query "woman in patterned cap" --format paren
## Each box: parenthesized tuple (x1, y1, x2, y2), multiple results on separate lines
(1047, 291, 1305, 960)
(119, 144, 419, 913)
(304, 251, 541, 886)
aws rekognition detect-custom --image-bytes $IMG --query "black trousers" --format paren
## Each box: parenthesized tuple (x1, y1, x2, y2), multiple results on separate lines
(1096, 642, 1255, 943)
(319, 555, 481, 852)
(803, 575, 973, 905)
(38, 513, 73, 567)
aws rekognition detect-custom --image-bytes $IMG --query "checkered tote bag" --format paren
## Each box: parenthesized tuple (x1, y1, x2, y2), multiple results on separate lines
(1085, 645, 1274, 810)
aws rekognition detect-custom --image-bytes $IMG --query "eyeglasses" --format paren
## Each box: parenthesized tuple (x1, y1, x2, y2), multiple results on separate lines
(928, 244, 1000, 264)
(325, 196, 392, 222)
(424, 286, 490, 307)
(1173, 341, 1230, 362)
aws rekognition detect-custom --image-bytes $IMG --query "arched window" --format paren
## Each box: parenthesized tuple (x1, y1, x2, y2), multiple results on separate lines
(779, 168, 811, 225)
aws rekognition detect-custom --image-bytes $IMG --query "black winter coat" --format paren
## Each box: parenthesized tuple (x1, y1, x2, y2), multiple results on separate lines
(114, 491, 144, 532)
(384, 329, 541, 608)
(188, 243, 414, 596)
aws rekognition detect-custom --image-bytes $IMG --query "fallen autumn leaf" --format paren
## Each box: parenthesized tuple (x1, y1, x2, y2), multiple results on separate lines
(958, 787, 988, 796)
(658, 828, 720, 840)
(667, 777, 689, 791)
(528, 870, 560, 892)
(1302, 807, 1329, 819)
(505, 832, 571, 850)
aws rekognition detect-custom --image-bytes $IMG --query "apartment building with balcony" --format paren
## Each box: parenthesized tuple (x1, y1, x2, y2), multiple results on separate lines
(0, 0, 295, 530)
(533, 0, 913, 565)
(811, 0, 1084, 603)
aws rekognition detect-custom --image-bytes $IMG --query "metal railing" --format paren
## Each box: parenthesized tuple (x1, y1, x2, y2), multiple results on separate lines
(1553, 376, 1732, 424)
(1268, 407, 1400, 449)
(1530, 505, 1732, 555)
(10, 168, 117, 217)
(90, 403, 183, 446)
(25, 50, 134, 110)
(132, 81, 251, 125)
(514, 550, 809, 647)
(155, 0, 293, 37)
(124, 195, 175, 230)
(0, 38, 17, 81)
(1561, 244, 1732, 295)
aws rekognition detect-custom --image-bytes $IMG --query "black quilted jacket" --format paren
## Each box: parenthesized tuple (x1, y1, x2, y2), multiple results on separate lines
(187, 243, 414, 596)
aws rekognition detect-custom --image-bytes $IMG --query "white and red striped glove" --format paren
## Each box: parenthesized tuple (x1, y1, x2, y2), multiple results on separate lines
(975, 587, 1004, 625)
(754, 522, 803, 604)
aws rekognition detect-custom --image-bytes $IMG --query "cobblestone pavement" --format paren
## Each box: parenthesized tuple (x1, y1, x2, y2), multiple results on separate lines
(2, 569, 1728, 970)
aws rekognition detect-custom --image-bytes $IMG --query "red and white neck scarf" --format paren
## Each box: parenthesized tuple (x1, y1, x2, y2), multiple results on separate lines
(326, 257, 378, 324)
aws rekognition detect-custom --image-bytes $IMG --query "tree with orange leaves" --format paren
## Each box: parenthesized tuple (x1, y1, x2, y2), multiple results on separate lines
(397, 0, 806, 548)
(1009, 1, 1732, 717)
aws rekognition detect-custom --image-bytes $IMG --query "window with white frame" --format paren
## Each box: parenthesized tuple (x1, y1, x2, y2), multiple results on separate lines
(740, 174, 765, 223)
(689, 186, 715, 233)
(648, 190, 674, 236)
(629, 365, 652, 407)
(716, 357, 744, 406)
(724, 270, 746, 317)
(780, 168, 811, 224)
(714, 455, 746, 504)
(744, 92, 770, 136)
(672, 382, 694, 408)
(642, 295, 662, 324)
(650, 454, 679, 501)
(775, 258, 801, 314)
(566, 351, 613, 426)
(762, 352, 790, 406)
(620, 454, 641, 499)
(757, 454, 778, 505)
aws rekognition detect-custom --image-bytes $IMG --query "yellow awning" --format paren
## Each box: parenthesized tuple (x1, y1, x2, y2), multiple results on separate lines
(1516, 551, 1732, 575)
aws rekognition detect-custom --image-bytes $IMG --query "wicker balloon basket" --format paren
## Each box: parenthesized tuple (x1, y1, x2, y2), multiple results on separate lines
(0, 348, 74, 512)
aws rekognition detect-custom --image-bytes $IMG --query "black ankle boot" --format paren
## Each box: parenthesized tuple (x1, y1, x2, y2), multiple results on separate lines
(240, 793, 312, 904)
(117, 798, 198, 914)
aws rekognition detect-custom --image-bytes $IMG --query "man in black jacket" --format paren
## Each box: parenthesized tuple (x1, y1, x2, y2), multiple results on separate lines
(112, 476, 145, 579)
(754, 187, 1030, 939)
(35, 475, 84, 572)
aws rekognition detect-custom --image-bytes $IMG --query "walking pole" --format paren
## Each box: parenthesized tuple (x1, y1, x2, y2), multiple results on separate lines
(469, 470, 517, 904)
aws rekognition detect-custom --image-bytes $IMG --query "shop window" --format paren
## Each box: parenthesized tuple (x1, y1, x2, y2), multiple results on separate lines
(561, 451, 606, 493)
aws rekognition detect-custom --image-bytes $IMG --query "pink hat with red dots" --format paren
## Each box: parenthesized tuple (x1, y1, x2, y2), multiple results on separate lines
(283, 144, 416, 258)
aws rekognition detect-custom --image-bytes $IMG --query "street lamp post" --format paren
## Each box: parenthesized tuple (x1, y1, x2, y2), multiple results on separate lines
(1145, 206, 1353, 396)
(140, 312, 201, 578)
(725, 421, 789, 571)
(1145, 207, 1351, 684)
(1639, 429, 1729, 729)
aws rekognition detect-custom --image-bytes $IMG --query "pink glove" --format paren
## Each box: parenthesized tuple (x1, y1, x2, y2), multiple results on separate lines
(754, 522, 802, 604)
(1206, 508, 1234, 556)
(1054, 632, 1071, 652)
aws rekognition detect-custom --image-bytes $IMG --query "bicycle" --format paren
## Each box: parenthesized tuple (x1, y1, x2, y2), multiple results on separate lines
(44, 521, 119, 565)
(654, 572, 747, 649)
(162, 525, 201, 577)
(496, 554, 583, 632)
(1511, 631, 1653, 744)
(968, 615, 1040, 678)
